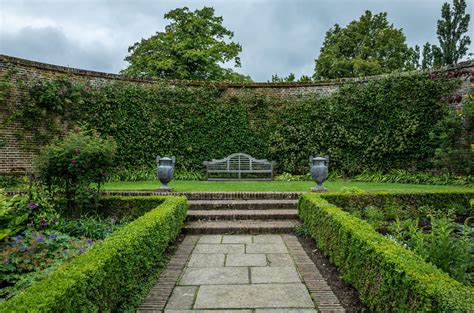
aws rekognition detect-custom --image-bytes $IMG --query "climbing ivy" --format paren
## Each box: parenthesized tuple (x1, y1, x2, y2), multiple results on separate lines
(3, 71, 468, 175)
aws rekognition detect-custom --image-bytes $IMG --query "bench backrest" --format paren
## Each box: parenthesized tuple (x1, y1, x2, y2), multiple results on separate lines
(204, 153, 273, 172)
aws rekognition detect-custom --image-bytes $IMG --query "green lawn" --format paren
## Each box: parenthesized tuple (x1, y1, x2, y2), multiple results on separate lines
(102, 180, 473, 193)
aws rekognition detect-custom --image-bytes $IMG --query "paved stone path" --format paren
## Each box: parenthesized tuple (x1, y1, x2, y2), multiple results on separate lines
(139, 235, 344, 312)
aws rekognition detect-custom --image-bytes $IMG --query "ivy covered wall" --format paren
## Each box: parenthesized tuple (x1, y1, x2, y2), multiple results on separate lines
(1, 55, 472, 176)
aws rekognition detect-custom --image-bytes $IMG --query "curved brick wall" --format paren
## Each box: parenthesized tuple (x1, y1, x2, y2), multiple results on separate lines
(0, 54, 472, 174)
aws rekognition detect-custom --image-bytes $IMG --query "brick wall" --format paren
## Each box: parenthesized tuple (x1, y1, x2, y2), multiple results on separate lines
(0, 54, 472, 174)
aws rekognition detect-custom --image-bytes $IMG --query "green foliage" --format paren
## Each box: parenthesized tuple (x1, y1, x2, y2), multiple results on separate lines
(97, 196, 165, 218)
(1, 196, 188, 312)
(435, 0, 471, 65)
(314, 11, 415, 79)
(354, 170, 473, 186)
(1, 230, 95, 301)
(107, 166, 203, 182)
(321, 191, 474, 217)
(5, 68, 465, 176)
(121, 7, 249, 82)
(298, 193, 474, 311)
(390, 215, 473, 286)
(0, 187, 59, 240)
(54, 214, 131, 240)
(0, 176, 27, 189)
(35, 128, 116, 212)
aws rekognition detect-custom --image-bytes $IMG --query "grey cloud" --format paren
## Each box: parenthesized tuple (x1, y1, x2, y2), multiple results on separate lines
(0, 0, 471, 81)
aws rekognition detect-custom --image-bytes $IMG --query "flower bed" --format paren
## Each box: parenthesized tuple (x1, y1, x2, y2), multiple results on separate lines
(298, 192, 474, 312)
(0, 196, 187, 312)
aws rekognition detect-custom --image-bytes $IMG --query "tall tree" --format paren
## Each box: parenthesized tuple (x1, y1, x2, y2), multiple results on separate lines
(435, 0, 471, 65)
(421, 42, 434, 69)
(121, 7, 251, 82)
(313, 11, 414, 79)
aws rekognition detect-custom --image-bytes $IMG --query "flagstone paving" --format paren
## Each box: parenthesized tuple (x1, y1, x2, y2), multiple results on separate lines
(138, 234, 344, 312)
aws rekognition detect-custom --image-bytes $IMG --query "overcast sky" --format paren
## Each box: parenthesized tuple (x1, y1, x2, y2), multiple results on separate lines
(1, 0, 472, 81)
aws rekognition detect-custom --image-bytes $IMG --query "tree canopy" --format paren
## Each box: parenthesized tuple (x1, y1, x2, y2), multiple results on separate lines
(313, 11, 415, 79)
(121, 7, 251, 82)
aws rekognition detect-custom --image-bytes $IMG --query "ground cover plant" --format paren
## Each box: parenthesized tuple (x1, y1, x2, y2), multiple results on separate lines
(298, 192, 474, 311)
(338, 194, 473, 286)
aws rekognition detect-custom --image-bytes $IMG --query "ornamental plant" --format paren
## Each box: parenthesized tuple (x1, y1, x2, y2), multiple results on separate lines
(35, 127, 116, 214)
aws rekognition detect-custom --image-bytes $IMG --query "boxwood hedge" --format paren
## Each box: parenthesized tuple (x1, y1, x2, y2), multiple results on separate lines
(0, 196, 187, 312)
(298, 193, 474, 312)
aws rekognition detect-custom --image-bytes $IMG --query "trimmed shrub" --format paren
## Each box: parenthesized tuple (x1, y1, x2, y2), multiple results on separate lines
(298, 193, 474, 312)
(321, 191, 474, 217)
(0, 196, 187, 312)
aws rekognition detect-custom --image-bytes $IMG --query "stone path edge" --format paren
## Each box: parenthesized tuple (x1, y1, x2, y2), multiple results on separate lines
(282, 235, 345, 312)
(137, 235, 199, 312)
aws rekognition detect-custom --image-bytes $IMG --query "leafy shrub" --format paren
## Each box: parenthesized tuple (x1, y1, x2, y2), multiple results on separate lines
(0, 186, 59, 240)
(354, 169, 473, 186)
(0, 176, 27, 189)
(1, 230, 93, 301)
(389, 215, 473, 286)
(35, 128, 116, 213)
(299, 193, 474, 311)
(54, 214, 132, 240)
(1, 196, 187, 311)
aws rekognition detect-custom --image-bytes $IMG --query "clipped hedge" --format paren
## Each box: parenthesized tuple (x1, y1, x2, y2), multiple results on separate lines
(97, 196, 166, 218)
(0, 196, 187, 312)
(299, 193, 474, 312)
(322, 191, 474, 216)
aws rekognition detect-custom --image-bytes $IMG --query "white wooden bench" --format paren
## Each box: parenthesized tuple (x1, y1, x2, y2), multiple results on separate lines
(202, 153, 276, 180)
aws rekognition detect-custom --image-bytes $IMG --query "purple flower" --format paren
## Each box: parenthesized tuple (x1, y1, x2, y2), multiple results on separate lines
(3, 259, 10, 265)
(40, 219, 48, 227)
(27, 202, 38, 210)
(48, 234, 57, 239)
(51, 218, 59, 224)
(20, 246, 28, 252)
(74, 149, 81, 154)
(110, 217, 117, 224)
(15, 235, 22, 240)
(71, 159, 77, 165)
(86, 239, 93, 245)
(36, 235, 44, 243)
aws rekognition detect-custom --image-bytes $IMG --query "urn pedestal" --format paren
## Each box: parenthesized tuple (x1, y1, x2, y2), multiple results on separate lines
(309, 156, 329, 192)
(156, 156, 175, 192)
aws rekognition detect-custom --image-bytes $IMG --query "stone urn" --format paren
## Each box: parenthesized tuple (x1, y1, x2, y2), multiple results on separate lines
(156, 156, 175, 191)
(309, 156, 329, 192)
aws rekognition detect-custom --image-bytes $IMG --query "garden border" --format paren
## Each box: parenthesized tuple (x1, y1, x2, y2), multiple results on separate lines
(298, 192, 474, 312)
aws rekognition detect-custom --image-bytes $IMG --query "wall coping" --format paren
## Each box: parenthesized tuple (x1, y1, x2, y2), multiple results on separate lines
(2, 54, 472, 89)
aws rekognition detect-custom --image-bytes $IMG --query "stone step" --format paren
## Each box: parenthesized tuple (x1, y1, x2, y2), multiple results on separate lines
(188, 199, 298, 210)
(184, 220, 301, 234)
(99, 191, 301, 200)
(187, 209, 299, 221)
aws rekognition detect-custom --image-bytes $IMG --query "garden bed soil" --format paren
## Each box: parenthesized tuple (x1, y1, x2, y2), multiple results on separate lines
(298, 235, 365, 312)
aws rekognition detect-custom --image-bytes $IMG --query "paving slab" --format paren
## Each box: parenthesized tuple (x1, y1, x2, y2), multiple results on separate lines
(222, 235, 253, 244)
(194, 283, 314, 309)
(251, 266, 301, 283)
(179, 267, 249, 285)
(188, 253, 225, 267)
(165, 310, 252, 313)
(198, 235, 222, 244)
(253, 235, 284, 244)
(255, 309, 318, 313)
(226, 254, 267, 267)
(165, 286, 198, 309)
(246, 243, 287, 254)
(267, 253, 294, 267)
(193, 244, 244, 254)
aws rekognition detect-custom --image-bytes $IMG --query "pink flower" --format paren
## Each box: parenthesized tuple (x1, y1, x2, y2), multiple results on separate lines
(71, 159, 77, 165)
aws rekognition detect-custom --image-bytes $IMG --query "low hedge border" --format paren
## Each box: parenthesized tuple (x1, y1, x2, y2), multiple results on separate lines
(299, 193, 474, 312)
(321, 190, 474, 217)
(0, 196, 187, 312)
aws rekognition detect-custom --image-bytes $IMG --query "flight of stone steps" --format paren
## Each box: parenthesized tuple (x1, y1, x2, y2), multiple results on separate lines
(184, 192, 302, 234)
